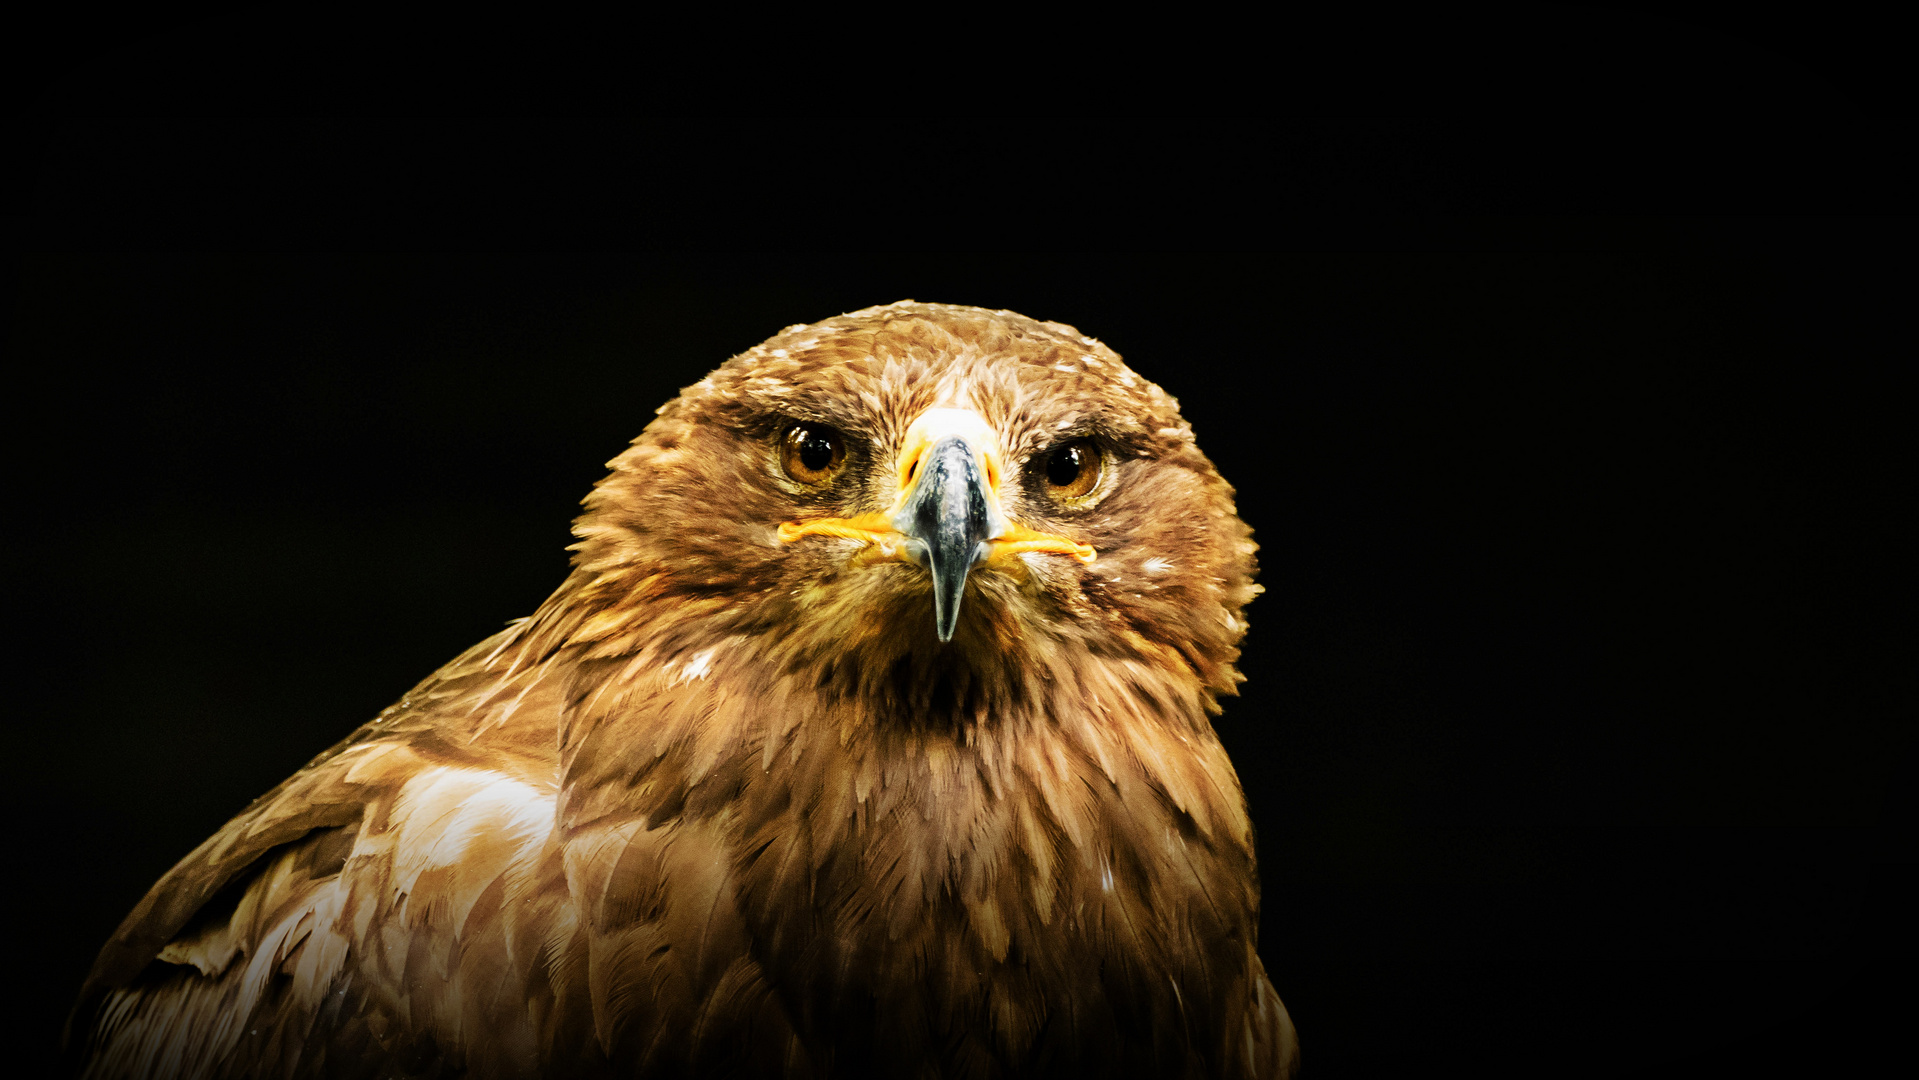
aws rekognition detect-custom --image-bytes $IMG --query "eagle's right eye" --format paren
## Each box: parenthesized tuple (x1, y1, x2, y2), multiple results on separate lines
(780, 423, 848, 484)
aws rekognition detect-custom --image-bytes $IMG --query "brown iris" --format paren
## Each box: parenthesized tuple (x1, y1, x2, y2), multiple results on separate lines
(781, 422, 847, 484)
(1041, 438, 1102, 501)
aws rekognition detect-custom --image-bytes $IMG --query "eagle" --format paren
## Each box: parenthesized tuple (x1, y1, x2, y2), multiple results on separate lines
(68, 302, 1300, 1078)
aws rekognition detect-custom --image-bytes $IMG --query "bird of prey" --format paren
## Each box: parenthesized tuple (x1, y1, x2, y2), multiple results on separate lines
(68, 301, 1299, 1078)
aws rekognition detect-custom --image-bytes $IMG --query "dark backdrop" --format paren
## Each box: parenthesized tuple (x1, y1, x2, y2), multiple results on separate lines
(6, 246, 1909, 1075)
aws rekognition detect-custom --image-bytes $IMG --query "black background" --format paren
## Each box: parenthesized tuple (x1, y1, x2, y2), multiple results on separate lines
(8, 243, 1910, 1076)
(3, 25, 1914, 1076)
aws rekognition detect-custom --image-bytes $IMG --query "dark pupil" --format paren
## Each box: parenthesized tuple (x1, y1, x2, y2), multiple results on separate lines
(798, 429, 836, 472)
(1047, 444, 1085, 487)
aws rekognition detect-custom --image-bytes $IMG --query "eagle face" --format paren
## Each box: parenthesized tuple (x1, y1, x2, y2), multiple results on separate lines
(566, 301, 1259, 728)
(72, 301, 1296, 1080)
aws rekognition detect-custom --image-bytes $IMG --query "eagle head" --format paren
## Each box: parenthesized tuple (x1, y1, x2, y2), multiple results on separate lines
(555, 301, 1261, 727)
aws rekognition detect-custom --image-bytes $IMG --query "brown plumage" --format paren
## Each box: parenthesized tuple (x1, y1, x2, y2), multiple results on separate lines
(68, 302, 1299, 1078)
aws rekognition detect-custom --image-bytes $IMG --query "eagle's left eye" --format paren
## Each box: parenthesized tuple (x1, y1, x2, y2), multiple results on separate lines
(780, 422, 848, 484)
(1040, 438, 1103, 502)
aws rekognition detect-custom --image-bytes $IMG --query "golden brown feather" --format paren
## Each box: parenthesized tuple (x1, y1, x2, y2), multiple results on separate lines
(69, 302, 1299, 1078)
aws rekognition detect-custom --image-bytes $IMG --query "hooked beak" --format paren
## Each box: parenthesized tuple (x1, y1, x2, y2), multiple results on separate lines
(777, 408, 1095, 643)
(890, 431, 1010, 642)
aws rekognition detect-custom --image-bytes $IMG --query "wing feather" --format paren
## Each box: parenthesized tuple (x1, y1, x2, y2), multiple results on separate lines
(73, 628, 811, 1077)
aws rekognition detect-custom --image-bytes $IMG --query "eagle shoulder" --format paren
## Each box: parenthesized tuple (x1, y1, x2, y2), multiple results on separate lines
(71, 624, 809, 1079)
